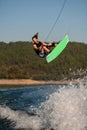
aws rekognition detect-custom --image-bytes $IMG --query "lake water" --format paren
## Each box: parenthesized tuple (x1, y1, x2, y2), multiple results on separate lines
(0, 83, 87, 130)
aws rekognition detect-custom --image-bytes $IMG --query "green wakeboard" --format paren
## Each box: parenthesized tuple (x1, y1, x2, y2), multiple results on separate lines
(46, 35, 69, 63)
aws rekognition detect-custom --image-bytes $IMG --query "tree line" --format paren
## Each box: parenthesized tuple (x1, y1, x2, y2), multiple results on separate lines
(0, 41, 87, 80)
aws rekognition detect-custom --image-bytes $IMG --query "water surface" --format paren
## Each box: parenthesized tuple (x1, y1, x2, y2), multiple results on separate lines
(0, 84, 87, 130)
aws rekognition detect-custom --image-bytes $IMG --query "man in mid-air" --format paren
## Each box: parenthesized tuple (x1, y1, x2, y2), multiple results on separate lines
(32, 32, 56, 58)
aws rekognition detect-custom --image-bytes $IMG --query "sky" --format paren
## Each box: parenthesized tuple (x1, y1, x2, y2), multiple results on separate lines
(0, 0, 87, 43)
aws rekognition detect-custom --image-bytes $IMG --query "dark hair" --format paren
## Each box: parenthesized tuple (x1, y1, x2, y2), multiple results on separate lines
(32, 33, 38, 40)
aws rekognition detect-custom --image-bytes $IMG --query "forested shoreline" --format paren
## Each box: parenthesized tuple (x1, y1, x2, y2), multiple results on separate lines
(0, 41, 87, 80)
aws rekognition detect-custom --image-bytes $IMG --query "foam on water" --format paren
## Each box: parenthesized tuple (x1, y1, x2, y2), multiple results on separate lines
(0, 105, 41, 129)
(0, 83, 87, 130)
(38, 84, 87, 130)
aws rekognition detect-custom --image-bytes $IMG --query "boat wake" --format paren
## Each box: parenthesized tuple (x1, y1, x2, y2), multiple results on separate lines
(0, 84, 87, 130)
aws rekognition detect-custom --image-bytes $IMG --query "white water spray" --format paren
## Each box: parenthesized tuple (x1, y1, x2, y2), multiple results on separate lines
(38, 85, 87, 130)
(0, 84, 87, 130)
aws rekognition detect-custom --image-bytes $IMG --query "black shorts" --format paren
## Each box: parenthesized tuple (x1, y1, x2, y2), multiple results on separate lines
(39, 51, 49, 58)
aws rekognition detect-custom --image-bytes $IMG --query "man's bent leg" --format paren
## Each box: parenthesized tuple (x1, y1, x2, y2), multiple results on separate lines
(43, 46, 50, 53)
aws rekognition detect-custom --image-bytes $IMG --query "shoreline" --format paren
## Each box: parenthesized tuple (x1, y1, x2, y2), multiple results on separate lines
(0, 79, 85, 86)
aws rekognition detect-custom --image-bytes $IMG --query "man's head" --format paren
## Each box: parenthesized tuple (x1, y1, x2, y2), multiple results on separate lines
(32, 33, 39, 43)
(32, 32, 38, 40)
